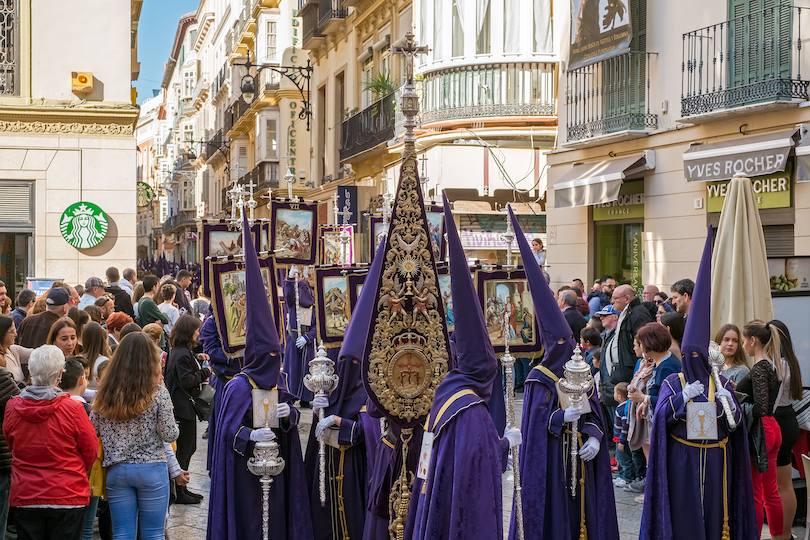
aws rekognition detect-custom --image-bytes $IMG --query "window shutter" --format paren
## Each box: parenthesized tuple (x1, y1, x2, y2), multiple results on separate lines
(763, 224, 794, 257)
(0, 183, 33, 224)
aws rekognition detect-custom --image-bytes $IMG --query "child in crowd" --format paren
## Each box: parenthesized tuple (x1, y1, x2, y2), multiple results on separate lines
(613, 382, 633, 487)
(157, 284, 179, 333)
(60, 357, 102, 540)
(580, 327, 602, 377)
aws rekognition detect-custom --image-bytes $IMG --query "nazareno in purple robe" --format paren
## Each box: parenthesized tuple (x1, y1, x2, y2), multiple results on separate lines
(507, 205, 619, 540)
(201, 305, 241, 471)
(640, 227, 757, 540)
(207, 211, 314, 540)
(403, 194, 510, 540)
(283, 277, 317, 401)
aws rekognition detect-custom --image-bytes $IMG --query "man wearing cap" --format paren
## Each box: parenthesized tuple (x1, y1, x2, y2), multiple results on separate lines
(16, 288, 71, 349)
(78, 278, 106, 310)
(596, 305, 621, 432)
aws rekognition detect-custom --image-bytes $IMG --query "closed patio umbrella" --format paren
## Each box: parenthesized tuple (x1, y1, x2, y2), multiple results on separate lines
(710, 174, 773, 351)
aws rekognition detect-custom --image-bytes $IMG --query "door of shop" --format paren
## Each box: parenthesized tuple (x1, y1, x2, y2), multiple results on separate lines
(0, 234, 32, 301)
(594, 221, 644, 293)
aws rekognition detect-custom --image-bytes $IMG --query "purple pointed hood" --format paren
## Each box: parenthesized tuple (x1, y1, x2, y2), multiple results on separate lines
(241, 212, 281, 389)
(509, 205, 576, 377)
(433, 194, 497, 407)
(329, 239, 387, 418)
(681, 226, 713, 382)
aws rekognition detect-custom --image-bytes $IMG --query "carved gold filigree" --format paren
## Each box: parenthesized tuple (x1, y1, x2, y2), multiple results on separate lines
(367, 153, 449, 423)
(0, 120, 134, 135)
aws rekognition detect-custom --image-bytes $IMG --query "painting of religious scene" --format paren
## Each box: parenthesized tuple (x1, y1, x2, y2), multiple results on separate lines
(425, 211, 443, 260)
(323, 276, 350, 337)
(261, 228, 270, 252)
(220, 267, 273, 346)
(322, 227, 354, 266)
(275, 209, 313, 260)
(482, 279, 534, 348)
(437, 274, 454, 332)
(210, 231, 243, 257)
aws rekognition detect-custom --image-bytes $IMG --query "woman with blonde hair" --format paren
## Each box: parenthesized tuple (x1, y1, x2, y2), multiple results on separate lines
(738, 319, 786, 540)
(142, 323, 167, 368)
(91, 332, 179, 540)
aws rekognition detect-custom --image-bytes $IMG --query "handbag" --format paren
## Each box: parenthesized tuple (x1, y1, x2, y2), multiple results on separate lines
(181, 382, 215, 422)
(174, 355, 216, 422)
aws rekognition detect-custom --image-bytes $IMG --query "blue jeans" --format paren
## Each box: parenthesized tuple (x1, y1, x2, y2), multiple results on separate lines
(82, 496, 99, 540)
(106, 462, 169, 540)
(615, 444, 635, 482)
(0, 471, 9, 540)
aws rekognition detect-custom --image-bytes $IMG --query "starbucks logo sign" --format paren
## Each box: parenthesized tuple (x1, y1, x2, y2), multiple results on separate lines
(136, 182, 153, 207)
(60, 202, 109, 249)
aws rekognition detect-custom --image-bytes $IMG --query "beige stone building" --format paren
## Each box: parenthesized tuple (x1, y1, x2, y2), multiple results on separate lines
(546, 0, 810, 300)
(0, 0, 141, 296)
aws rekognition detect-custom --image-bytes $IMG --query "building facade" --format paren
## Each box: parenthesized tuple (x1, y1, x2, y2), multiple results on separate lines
(0, 0, 140, 297)
(546, 0, 810, 295)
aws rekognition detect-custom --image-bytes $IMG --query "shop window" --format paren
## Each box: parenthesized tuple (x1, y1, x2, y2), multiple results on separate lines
(595, 222, 644, 293)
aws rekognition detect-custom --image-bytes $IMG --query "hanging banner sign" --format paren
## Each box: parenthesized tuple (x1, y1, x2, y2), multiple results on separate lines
(569, 0, 633, 70)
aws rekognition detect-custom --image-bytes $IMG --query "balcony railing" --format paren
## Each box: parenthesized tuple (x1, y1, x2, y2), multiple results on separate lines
(225, 96, 251, 133)
(163, 211, 196, 234)
(213, 64, 229, 96)
(421, 63, 557, 125)
(682, 5, 810, 117)
(318, 0, 348, 28)
(301, 1, 325, 48)
(565, 52, 658, 142)
(255, 162, 280, 192)
(340, 90, 398, 161)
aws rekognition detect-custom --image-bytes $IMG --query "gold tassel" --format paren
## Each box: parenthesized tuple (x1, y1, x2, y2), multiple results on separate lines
(388, 429, 415, 540)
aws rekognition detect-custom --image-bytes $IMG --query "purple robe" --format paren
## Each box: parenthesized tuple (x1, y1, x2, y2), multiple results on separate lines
(305, 409, 378, 540)
(404, 398, 509, 540)
(509, 369, 619, 540)
(206, 373, 314, 540)
(283, 278, 317, 401)
(640, 373, 756, 540)
(200, 308, 240, 471)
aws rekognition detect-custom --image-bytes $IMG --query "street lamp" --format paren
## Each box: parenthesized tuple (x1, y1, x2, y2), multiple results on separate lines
(234, 50, 313, 130)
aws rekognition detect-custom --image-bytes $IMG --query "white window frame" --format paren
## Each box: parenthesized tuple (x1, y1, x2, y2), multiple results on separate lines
(266, 119, 278, 160)
(266, 21, 278, 62)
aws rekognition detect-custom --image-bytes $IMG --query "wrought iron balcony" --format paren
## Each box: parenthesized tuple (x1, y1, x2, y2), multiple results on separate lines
(300, 1, 325, 49)
(340, 90, 397, 162)
(682, 5, 810, 117)
(255, 162, 280, 192)
(318, 0, 348, 30)
(421, 63, 557, 125)
(162, 211, 196, 234)
(565, 51, 658, 142)
(225, 96, 250, 133)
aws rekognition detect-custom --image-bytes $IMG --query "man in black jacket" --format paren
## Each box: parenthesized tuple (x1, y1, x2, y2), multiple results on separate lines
(167, 270, 193, 314)
(607, 285, 654, 385)
(104, 267, 134, 318)
(559, 289, 586, 343)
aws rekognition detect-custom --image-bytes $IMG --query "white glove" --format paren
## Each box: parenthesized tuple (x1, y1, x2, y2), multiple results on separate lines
(249, 427, 276, 442)
(275, 403, 291, 419)
(504, 425, 522, 447)
(682, 381, 705, 401)
(289, 266, 299, 279)
(716, 387, 736, 411)
(312, 395, 330, 412)
(296, 336, 307, 349)
(315, 415, 336, 439)
(564, 407, 581, 423)
(579, 437, 600, 461)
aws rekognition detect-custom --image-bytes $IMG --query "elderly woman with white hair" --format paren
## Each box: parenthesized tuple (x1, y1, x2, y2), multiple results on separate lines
(3, 345, 98, 540)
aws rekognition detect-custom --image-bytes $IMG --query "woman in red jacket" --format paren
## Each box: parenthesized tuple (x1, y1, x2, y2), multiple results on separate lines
(3, 344, 98, 540)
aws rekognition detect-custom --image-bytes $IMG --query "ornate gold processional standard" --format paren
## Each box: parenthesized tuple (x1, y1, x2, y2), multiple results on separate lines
(362, 33, 450, 540)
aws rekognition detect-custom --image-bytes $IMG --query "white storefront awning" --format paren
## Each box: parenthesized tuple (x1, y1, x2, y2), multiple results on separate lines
(683, 128, 800, 182)
(554, 152, 655, 209)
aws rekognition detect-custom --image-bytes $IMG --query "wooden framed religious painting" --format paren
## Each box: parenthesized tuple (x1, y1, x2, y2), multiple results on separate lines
(210, 254, 279, 356)
(319, 225, 354, 266)
(475, 268, 537, 356)
(270, 201, 317, 266)
(425, 205, 446, 262)
(435, 263, 454, 333)
(369, 216, 386, 261)
(315, 268, 351, 345)
(201, 220, 265, 298)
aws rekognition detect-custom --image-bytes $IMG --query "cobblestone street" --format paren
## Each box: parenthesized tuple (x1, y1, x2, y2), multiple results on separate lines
(152, 396, 806, 540)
